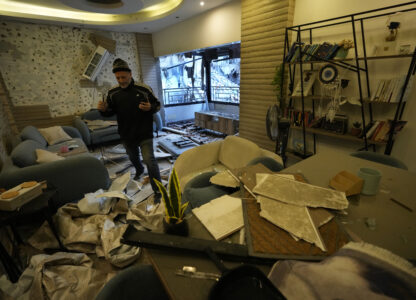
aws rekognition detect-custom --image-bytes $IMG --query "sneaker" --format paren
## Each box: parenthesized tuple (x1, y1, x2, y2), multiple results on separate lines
(133, 171, 143, 181)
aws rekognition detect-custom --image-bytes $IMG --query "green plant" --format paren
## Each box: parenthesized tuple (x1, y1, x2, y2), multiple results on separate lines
(271, 63, 285, 108)
(154, 168, 188, 224)
(353, 121, 362, 128)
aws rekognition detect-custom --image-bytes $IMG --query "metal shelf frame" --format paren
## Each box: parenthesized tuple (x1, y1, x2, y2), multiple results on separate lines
(281, 1, 416, 157)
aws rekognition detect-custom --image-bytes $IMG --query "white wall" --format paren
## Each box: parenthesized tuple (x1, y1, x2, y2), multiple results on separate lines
(152, 0, 241, 57)
(164, 103, 205, 123)
(292, 0, 416, 172)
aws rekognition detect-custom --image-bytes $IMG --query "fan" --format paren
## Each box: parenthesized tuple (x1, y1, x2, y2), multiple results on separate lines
(266, 104, 279, 141)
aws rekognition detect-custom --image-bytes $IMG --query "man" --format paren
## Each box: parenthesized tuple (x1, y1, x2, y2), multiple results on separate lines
(98, 58, 162, 202)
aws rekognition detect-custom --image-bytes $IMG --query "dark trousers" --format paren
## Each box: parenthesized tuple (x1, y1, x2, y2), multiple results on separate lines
(123, 138, 161, 193)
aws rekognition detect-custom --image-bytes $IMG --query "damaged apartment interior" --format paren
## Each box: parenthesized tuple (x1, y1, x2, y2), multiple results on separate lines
(0, 0, 416, 299)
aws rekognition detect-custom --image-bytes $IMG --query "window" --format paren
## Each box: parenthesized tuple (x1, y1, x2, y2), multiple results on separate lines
(210, 56, 240, 104)
(160, 54, 205, 107)
(159, 43, 240, 107)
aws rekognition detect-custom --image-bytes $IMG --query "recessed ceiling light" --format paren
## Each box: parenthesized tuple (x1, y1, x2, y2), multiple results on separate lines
(200, 1, 204, 6)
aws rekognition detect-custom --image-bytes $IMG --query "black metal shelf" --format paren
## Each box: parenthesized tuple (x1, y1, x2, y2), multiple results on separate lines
(287, 54, 413, 65)
(290, 126, 387, 145)
(280, 1, 416, 158)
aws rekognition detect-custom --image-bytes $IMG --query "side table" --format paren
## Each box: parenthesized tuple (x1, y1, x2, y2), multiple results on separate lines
(0, 189, 65, 283)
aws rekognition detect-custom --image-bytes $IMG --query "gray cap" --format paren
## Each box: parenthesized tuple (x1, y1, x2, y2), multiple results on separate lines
(112, 58, 131, 73)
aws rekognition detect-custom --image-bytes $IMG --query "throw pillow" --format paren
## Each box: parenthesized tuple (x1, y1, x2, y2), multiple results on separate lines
(38, 126, 72, 145)
(35, 149, 64, 164)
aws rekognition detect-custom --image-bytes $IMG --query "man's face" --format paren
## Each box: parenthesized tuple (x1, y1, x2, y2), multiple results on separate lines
(115, 71, 132, 88)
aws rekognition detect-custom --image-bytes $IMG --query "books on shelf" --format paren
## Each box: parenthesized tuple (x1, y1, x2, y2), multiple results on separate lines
(370, 75, 414, 103)
(292, 70, 317, 97)
(364, 120, 407, 142)
(284, 42, 345, 62)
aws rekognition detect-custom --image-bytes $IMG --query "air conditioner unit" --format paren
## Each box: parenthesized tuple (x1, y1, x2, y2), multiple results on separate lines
(82, 46, 109, 81)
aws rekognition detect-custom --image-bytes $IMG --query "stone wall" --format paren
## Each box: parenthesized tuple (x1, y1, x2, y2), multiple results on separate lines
(0, 20, 141, 117)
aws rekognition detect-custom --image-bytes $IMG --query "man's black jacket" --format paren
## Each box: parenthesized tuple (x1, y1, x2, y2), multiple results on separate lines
(101, 79, 160, 143)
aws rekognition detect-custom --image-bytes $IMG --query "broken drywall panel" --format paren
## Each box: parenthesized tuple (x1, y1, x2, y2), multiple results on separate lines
(210, 170, 240, 188)
(309, 208, 334, 227)
(253, 174, 348, 210)
(258, 195, 326, 251)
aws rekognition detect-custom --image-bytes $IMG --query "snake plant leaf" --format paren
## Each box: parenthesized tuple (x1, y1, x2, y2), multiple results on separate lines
(180, 202, 189, 217)
(168, 170, 181, 219)
(154, 179, 172, 218)
(170, 168, 182, 204)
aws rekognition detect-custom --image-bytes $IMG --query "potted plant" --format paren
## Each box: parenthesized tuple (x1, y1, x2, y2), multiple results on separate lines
(351, 121, 362, 136)
(154, 168, 189, 236)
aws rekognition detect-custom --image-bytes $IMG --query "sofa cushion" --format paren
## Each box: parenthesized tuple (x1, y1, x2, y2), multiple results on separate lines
(35, 149, 65, 164)
(20, 126, 47, 147)
(247, 157, 283, 172)
(219, 136, 262, 170)
(47, 138, 86, 153)
(82, 109, 117, 121)
(38, 126, 72, 145)
(11, 140, 46, 167)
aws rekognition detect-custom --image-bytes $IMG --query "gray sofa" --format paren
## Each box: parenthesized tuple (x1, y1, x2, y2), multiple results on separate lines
(74, 109, 163, 147)
(0, 125, 111, 209)
(73, 109, 120, 147)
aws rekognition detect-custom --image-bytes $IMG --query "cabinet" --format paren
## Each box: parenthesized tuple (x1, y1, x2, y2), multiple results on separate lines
(195, 111, 239, 135)
(281, 2, 416, 160)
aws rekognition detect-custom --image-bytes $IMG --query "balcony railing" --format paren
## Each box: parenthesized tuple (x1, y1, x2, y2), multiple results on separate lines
(163, 86, 240, 106)
(163, 87, 206, 106)
(211, 86, 239, 104)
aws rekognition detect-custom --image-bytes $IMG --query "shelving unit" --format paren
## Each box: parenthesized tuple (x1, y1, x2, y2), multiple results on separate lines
(281, 2, 416, 159)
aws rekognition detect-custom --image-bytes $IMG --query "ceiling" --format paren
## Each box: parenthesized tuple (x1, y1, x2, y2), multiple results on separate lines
(0, 0, 232, 33)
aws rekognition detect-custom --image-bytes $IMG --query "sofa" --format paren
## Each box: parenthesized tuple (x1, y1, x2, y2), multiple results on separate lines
(73, 109, 120, 147)
(174, 135, 284, 204)
(0, 125, 111, 209)
(74, 109, 163, 147)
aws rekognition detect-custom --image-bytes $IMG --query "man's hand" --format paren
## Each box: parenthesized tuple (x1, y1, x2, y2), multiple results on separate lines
(97, 100, 108, 112)
(139, 101, 151, 111)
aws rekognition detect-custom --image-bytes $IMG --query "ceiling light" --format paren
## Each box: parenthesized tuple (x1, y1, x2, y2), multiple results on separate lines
(200, 1, 204, 6)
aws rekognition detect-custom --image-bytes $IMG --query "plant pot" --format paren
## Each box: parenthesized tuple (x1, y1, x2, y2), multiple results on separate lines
(163, 217, 189, 237)
(350, 127, 362, 136)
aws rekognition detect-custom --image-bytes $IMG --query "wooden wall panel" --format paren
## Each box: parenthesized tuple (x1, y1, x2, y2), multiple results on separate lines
(136, 33, 163, 103)
(240, 0, 295, 151)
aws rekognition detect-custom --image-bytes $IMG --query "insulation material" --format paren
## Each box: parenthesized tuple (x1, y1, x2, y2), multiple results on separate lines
(259, 196, 326, 251)
(253, 174, 348, 209)
(209, 170, 240, 188)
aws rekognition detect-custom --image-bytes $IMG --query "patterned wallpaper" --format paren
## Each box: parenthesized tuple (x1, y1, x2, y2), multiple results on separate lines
(0, 20, 141, 116)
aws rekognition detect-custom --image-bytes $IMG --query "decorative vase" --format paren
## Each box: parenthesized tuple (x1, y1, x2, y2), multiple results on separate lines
(163, 217, 189, 236)
(350, 128, 362, 136)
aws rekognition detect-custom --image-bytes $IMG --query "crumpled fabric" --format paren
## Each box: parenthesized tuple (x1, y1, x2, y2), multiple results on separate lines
(101, 219, 141, 268)
(29, 198, 139, 266)
(126, 198, 165, 232)
(77, 172, 131, 215)
(0, 252, 115, 300)
(268, 242, 416, 300)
